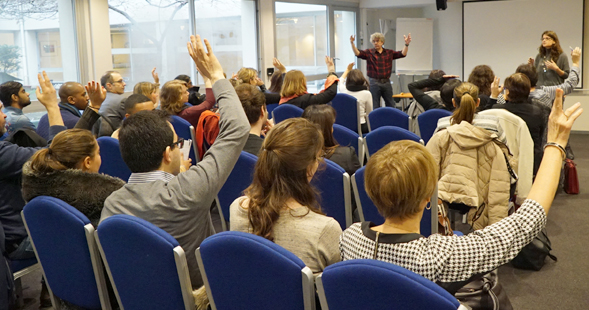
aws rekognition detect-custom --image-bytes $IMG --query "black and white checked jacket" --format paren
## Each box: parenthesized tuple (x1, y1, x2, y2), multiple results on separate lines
(340, 199, 546, 283)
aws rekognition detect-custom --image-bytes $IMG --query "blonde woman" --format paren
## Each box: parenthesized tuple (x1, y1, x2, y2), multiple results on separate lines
(279, 56, 338, 109)
(234, 67, 281, 104)
(133, 82, 159, 108)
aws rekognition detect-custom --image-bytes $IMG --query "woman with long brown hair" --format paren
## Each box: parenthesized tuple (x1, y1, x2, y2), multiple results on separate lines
(160, 76, 215, 128)
(530, 30, 570, 86)
(229, 118, 342, 274)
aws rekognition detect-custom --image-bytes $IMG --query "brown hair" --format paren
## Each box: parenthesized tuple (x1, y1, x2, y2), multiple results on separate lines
(504, 73, 531, 103)
(133, 82, 158, 102)
(515, 64, 538, 88)
(450, 82, 479, 125)
(539, 31, 564, 63)
(345, 69, 369, 91)
(244, 118, 324, 241)
(280, 70, 307, 97)
(160, 80, 186, 114)
(427, 69, 446, 91)
(302, 104, 339, 158)
(235, 84, 266, 124)
(235, 68, 258, 86)
(28, 129, 98, 174)
(268, 71, 284, 93)
(467, 65, 494, 96)
(365, 140, 438, 220)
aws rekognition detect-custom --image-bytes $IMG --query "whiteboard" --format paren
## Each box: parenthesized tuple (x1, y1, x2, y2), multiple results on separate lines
(463, 0, 584, 87)
(396, 18, 433, 74)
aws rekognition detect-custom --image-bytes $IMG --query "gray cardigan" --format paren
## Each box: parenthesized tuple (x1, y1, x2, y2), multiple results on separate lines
(100, 80, 250, 288)
(534, 51, 570, 87)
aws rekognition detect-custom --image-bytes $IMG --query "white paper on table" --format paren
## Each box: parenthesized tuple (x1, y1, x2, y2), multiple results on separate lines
(180, 139, 193, 161)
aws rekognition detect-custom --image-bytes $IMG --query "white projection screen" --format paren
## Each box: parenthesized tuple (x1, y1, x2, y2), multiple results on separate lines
(463, 0, 584, 88)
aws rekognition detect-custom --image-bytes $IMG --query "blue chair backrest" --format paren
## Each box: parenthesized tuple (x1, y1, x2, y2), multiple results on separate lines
(196, 231, 315, 310)
(351, 166, 383, 225)
(333, 124, 361, 159)
(311, 159, 351, 229)
(97, 137, 131, 182)
(317, 260, 460, 310)
(216, 151, 258, 229)
(22, 196, 106, 310)
(418, 109, 453, 145)
(332, 93, 360, 135)
(368, 107, 409, 131)
(272, 104, 304, 123)
(170, 115, 198, 163)
(266, 103, 279, 116)
(365, 126, 421, 158)
(96, 215, 193, 310)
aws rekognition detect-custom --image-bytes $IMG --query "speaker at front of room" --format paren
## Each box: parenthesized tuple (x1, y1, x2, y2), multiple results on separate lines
(436, 0, 447, 10)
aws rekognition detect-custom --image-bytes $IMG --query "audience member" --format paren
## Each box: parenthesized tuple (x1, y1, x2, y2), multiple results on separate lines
(0, 81, 34, 134)
(36, 82, 89, 139)
(302, 104, 361, 175)
(97, 70, 127, 137)
(235, 84, 272, 156)
(175, 74, 206, 106)
(160, 76, 215, 128)
(133, 82, 160, 108)
(234, 67, 281, 105)
(279, 56, 338, 109)
(100, 35, 250, 289)
(530, 30, 570, 86)
(230, 118, 342, 274)
(408, 74, 457, 111)
(467, 65, 496, 110)
(267, 58, 286, 93)
(111, 94, 156, 139)
(338, 62, 372, 134)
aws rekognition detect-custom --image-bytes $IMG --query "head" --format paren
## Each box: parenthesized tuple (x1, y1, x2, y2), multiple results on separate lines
(302, 104, 339, 157)
(236, 68, 259, 86)
(124, 94, 156, 118)
(345, 69, 369, 91)
(244, 118, 324, 241)
(119, 110, 183, 175)
(467, 65, 494, 96)
(504, 73, 531, 103)
(440, 79, 462, 110)
(450, 82, 480, 125)
(58, 82, 89, 110)
(515, 64, 538, 88)
(365, 140, 438, 220)
(0, 103, 6, 135)
(427, 70, 446, 91)
(268, 71, 284, 93)
(160, 80, 189, 115)
(28, 129, 100, 174)
(100, 71, 126, 94)
(539, 31, 563, 62)
(174, 75, 193, 88)
(280, 70, 307, 97)
(370, 32, 385, 50)
(133, 82, 159, 105)
(235, 84, 267, 126)
(0, 81, 30, 109)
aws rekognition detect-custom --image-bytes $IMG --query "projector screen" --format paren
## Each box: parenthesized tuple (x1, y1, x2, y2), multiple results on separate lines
(463, 0, 584, 88)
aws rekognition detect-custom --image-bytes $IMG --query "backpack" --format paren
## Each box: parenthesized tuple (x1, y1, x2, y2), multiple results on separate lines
(195, 110, 220, 160)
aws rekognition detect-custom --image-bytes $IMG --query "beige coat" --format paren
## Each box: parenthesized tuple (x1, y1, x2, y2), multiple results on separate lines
(426, 121, 511, 230)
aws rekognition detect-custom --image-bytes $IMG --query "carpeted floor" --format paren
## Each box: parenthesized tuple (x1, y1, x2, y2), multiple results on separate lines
(19, 134, 589, 309)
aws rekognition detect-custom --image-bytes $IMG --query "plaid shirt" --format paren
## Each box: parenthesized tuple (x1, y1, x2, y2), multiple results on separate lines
(340, 199, 546, 283)
(357, 48, 405, 79)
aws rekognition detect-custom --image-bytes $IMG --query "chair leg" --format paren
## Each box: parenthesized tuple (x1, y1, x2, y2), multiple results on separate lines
(14, 278, 23, 309)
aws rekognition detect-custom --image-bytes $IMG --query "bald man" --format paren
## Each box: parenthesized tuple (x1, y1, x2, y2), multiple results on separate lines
(36, 82, 89, 139)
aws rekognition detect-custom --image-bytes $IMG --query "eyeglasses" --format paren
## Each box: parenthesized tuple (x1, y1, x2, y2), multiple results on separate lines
(112, 79, 125, 84)
(170, 138, 184, 149)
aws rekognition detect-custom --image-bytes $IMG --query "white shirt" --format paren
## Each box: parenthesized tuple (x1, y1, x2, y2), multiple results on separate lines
(339, 79, 373, 124)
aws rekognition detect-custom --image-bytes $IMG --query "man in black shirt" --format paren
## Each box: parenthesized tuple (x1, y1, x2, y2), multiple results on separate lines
(235, 84, 272, 156)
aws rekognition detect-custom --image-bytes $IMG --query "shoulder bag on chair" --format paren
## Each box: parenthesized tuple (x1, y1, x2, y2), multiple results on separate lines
(564, 159, 579, 195)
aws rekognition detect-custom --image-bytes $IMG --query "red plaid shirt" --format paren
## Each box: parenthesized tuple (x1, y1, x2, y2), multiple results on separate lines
(357, 48, 405, 79)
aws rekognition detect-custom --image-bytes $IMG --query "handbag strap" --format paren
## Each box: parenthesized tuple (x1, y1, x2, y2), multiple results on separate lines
(482, 276, 500, 310)
(373, 232, 380, 260)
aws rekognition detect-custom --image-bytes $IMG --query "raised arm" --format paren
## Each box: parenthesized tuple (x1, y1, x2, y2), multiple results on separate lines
(75, 81, 106, 130)
(350, 35, 360, 57)
(543, 47, 581, 101)
(401, 33, 411, 56)
(408, 75, 455, 110)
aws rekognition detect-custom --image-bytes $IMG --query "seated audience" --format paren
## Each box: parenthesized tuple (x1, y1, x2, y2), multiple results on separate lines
(100, 35, 250, 289)
(160, 75, 215, 128)
(230, 118, 342, 274)
(340, 89, 581, 291)
(408, 74, 459, 111)
(96, 70, 127, 137)
(133, 82, 160, 108)
(279, 56, 338, 109)
(36, 82, 89, 139)
(338, 63, 373, 134)
(424, 69, 446, 105)
(0, 81, 35, 135)
(235, 67, 281, 105)
(235, 84, 272, 156)
(111, 94, 156, 139)
(175, 74, 206, 106)
(467, 65, 496, 110)
(267, 57, 286, 95)
(302, 104, 361, 175)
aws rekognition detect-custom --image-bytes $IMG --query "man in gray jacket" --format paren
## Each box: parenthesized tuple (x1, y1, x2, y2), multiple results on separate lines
(96, 70, 127, 136)
(100, 35, 250, 289)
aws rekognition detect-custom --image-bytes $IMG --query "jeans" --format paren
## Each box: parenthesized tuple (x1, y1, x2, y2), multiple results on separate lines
(369, 77, 394, 110)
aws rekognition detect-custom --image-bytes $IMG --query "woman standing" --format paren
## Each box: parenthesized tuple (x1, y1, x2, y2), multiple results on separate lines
(530, 31, 570, 86)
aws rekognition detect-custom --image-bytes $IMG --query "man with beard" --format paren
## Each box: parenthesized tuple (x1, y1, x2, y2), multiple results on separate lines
(0, 81, 34, 134)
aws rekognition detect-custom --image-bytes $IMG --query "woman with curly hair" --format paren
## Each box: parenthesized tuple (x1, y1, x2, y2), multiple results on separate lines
(467, 65, 495, 110)
(530, 31, 570, 86)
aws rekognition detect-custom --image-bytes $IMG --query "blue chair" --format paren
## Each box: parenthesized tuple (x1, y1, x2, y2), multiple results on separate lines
(196, 231, 315, 310)
(97, 137, 131, 182)
(266, 103, 279, 116)
(316, 260, 462, 310)
(364, 126, 423, 159)
(368, 107, 409, 131)
(332, 93, 362, 135)
(418, 109, 453, 145)
(272, 104, 304, 123)
(215, 151, 258, 231)
(333, 124, 364, 163)
(170, 115, 199, 164)
(311, 159, 352, 229)
(22, 196, 112, 310)
(95, 215, 194, 310)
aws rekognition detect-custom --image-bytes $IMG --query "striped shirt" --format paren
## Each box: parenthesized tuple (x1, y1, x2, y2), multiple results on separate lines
(128, 170, 175, 184)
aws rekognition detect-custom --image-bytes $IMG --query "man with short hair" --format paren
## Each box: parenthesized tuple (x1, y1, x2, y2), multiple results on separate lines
(351, 32, 412, 109)
(0, 81, 34, 135)
(100, 35, 250, 289)
(36, 82, 90, 139)
(235, 84, 272, 156)
(97, 70, 127, 136)
(110, 94, 156, 139)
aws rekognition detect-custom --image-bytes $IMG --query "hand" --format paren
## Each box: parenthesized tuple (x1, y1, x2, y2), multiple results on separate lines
(325, 56, 335, 73)
(404, 33, 412, 45)
(528, 57, 534, 66)
(544, 59, 560, 71)
(187, 35, 224, 84)
(350, 35, 355, 44)
(261, 119, 274, 137)
(273, 57, 286, 73)
(491, 76, 504, 98)
(151, 67, 159, 84)
(231, 72, 238, 80)
(181, 156, 193, 172)
(346, 62, 354, 72)
(547, 88, 582, 147)
(35, 71, 58, 109)
(571, 47, 582, 65)
(255, 77, 264, 87)
(85, 81, 107, 109)
(442, 75, 459, 79)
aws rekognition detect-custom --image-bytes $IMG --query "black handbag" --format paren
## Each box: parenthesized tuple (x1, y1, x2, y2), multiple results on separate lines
(511, 229, 557, 271)
(454, 270, 513, 310)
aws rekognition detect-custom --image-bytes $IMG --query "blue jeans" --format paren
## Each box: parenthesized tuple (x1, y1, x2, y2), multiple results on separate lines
(369, 77, 394, 110)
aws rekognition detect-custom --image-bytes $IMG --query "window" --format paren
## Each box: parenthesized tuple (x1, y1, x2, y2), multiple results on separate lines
(333, 10, 356, 72)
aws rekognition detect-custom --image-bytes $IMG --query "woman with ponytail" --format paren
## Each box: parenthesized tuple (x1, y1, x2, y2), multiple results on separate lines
(22, 129, 125, 226)
(229, 118, 342, 273)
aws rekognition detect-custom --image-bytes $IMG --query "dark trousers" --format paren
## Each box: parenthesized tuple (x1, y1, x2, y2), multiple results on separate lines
(369, 77, 394, 110)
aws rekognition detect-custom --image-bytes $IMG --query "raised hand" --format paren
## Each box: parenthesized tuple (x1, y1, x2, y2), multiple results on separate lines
(544, 59, 560, 71)
(36, 71, 58, 109)
(350, 35, 355, 43)
(325, 56, 335, 73)
(404, 33, 412, 45)
(187, 35, 224, 84)
(547, 88, 582, 147)
(442, 75, 459, 79)
(528, 57, 534, 66)
(151, 67, 159, 84)
(571, 47, 582, 65)
(85, 81, 107, 109)
(346, 62, 355, 72)
(273, 57, 286, 73)
(491, 76, 504, 98)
